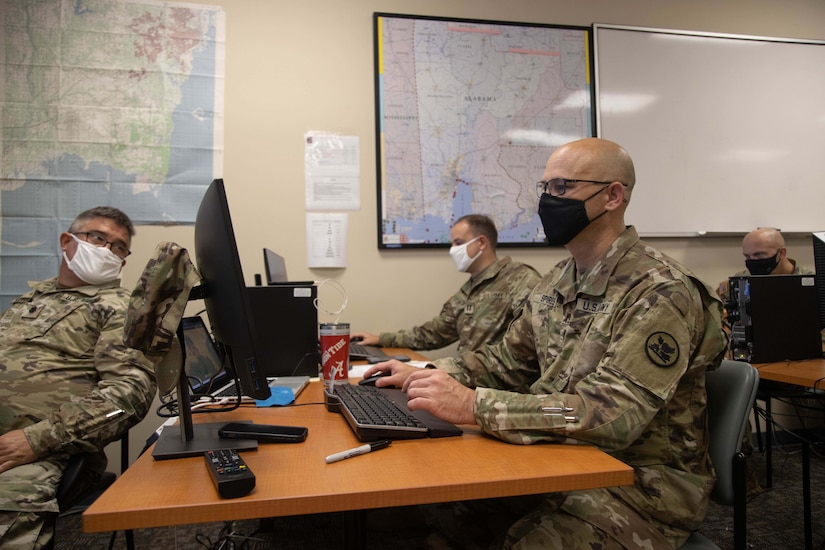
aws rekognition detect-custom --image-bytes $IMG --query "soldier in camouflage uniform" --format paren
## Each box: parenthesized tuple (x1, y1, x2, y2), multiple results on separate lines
(716, 227, 817, 498)
(353, 215, 540, 353)
(365, 139, 729, 549)
(716, 226, 812, 299)
(0, 207, 157, 550)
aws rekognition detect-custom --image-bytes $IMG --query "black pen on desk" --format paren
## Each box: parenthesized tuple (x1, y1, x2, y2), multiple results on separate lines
(325, 440, 392, 464)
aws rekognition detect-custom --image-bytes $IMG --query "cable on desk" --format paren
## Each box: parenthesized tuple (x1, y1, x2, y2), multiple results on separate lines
(155, 378, 242, 418)
(288, 350, 320, 377)
(754, 402, 825, 459)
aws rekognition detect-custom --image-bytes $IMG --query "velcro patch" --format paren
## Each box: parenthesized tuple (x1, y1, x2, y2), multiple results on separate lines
(645, 332, 680, 368)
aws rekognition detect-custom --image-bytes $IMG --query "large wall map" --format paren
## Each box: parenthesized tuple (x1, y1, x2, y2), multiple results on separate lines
(0, 0, 224, 309)
(375, 14, 592, 247)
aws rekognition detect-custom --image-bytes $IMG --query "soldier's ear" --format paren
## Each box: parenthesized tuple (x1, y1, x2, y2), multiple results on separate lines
(59, 232, 73, 252)
(604, 182, 625, 210)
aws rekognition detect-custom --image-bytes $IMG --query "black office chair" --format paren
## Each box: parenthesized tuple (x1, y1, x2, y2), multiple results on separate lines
(55, 452, 115, 514)
(680, 359, 759, 550)
(51, 432, 134, 550)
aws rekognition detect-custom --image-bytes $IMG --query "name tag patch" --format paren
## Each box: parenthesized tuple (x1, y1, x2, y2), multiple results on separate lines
(538, 294, 559, 308)
(575, 298, 614, 314)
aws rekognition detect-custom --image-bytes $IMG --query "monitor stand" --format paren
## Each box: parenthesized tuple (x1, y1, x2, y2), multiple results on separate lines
(152, 421, 257, 460)
(152, 323, 257, 460)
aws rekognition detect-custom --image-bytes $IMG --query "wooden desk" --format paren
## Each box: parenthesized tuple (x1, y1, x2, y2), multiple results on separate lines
(753, 357, 825, 390)
(83, 352, 633, 534)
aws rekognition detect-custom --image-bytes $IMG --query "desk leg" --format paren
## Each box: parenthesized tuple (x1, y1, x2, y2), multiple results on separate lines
(802, 442, 811, 550)
(343, 510, 367, 550)
(765, 398, 773, 489)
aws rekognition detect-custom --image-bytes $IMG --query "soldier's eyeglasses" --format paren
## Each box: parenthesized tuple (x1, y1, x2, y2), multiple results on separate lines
(536, 178, 615, 198)
(72, 231, 131, 259)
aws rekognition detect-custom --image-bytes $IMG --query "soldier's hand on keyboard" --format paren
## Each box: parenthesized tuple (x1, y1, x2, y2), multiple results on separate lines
(350, 332, 379, 346)
(403, 369, 476, 425)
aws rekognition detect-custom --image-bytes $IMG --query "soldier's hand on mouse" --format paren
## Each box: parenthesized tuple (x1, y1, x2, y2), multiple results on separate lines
(362, 359, 418, 388)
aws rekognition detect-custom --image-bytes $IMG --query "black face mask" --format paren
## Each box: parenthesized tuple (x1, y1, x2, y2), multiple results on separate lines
(538, 186, 608, 246)
(745, 252, 779, 276)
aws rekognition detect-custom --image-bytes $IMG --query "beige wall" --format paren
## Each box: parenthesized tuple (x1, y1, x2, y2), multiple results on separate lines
(112, 0, 825, 466)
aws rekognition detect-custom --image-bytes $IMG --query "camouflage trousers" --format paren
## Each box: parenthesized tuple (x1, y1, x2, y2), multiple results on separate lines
(0, 459, 63, 550)
(423, 489, 688, 550)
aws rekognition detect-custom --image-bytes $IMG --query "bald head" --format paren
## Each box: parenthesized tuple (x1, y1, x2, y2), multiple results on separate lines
(539, 138, 635, 267)
(743, 227, 785, 253)
(741, 227, 794, 275)
(551, 138, 636, 196)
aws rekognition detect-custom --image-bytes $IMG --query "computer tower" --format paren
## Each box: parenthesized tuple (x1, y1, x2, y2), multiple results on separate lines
(728, 274, 822, 363)
(246, 284, 319, 377)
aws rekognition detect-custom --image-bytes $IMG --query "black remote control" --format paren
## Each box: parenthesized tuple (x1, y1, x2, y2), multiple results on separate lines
(204, 449, 256, 499)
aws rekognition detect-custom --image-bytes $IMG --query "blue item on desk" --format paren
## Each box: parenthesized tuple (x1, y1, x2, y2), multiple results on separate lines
(255, 386, 296, 407)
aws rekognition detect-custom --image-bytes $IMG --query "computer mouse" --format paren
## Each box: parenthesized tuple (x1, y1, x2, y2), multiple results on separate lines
(390, 354, 411, 362)
(350, 336, 364, 343)
(358, 371, 392, 386)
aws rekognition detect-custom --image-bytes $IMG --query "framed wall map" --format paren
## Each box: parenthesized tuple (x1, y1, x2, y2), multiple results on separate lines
(374, 13, 593, 248)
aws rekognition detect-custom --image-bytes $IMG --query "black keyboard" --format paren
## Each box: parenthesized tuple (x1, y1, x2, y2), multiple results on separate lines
(327, 384, 462, 442)
(349, 343, 389, 359)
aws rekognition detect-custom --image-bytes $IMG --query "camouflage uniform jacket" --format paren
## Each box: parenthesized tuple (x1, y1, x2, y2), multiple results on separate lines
(0, 277, 156, 459)
(379, 257, 540, 352)
(435, 226, 728, 538)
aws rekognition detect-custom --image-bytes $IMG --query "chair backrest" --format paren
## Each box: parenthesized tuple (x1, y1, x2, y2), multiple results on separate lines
(704, 359, 759, 505)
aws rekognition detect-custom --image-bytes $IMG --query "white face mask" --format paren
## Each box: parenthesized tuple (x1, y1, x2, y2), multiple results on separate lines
(449, 236, 482, 272)
(63, 234, 124, 285)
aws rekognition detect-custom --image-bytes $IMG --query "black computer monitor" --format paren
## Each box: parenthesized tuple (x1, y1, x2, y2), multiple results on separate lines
(263, 248, 288, 284)
(194, 179, 270, 400)
(812, 231, 825, 332)
(152, 178, 266, 460)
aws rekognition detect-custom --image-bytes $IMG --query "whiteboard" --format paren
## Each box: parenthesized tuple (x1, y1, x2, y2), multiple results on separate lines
(594, 24, 825, 236)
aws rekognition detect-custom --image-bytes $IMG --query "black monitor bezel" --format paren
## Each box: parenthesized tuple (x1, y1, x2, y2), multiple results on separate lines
(194, 178, 271, 400)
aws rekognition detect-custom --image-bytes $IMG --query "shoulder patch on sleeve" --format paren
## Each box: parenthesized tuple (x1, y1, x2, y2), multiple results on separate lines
(645, 332, 680, 368)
